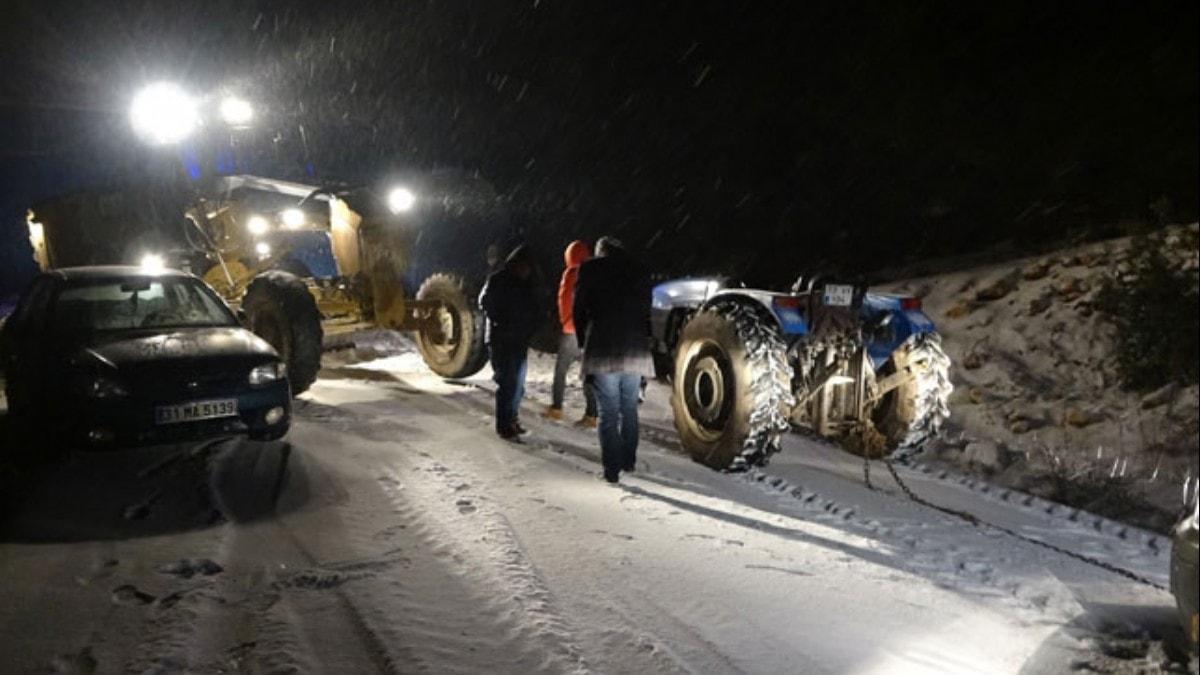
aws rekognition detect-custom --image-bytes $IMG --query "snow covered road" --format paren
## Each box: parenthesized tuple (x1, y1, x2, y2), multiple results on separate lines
(0, 342, 1186, 674)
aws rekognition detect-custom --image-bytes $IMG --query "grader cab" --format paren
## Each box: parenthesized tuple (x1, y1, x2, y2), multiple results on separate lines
(26, 175, 493, 394)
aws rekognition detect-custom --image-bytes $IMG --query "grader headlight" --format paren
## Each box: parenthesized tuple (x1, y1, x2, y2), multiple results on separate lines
(247, 215, 271, 236)
(387, 186, 416, 214)
(281, 208, 306, 229)
(130, 82, 199, 145)
(219, 97, 253, 127)
(139, 253, 166, 272)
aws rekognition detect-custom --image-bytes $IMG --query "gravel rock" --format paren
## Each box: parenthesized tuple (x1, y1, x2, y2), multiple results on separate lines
(1140, 382, 1178, 409)
(1022, 260, 1051, 280)
(975, 272, 1020, 302)
(963, 441, 1010, 471)
(1063, 406, 1101, 428)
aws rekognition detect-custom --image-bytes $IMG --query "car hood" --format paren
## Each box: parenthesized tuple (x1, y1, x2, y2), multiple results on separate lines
(82, 327, 278, 369)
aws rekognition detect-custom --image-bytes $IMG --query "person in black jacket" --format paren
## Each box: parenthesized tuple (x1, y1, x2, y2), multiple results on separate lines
(572, 236, 654, 482)
(479, 244, 540, 440)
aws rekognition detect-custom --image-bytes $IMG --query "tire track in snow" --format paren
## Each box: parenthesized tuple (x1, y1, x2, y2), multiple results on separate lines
(603, 590, 747, 675)
(375, 461, 591, 673)
(124, 511, 410, 673)
(332, 388, 737, 675)
(436, 376, 1150, 623)
(244, 435, 586, 675)
(729, 468, 1088, 621)
(294, 390, 598, 672)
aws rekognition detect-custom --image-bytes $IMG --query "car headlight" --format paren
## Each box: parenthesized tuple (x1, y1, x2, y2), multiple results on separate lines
(249, 362, 287, 386)
(86, 375, 130, 399)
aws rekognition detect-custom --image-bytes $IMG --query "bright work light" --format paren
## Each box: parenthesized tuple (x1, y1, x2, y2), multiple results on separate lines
(130, 82, 199, 145)
(140, 253, 166, 272)
(247, 215, 270, 236)
(387, 187, 416, 214)
(219, 97, 253, 126)
(281, 208, 305, 228)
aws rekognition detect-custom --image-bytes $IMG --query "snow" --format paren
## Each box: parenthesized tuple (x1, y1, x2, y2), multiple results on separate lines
(0, 334, 1189, 673)
(874, 224, 1200, 528)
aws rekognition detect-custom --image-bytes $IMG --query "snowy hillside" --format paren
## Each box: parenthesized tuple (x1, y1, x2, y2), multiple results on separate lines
(880, 224, 1200, 532)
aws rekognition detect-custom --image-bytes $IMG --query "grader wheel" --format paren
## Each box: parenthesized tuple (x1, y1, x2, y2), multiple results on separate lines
(414, 273, 489, 379)
(242, 271, 323, 395)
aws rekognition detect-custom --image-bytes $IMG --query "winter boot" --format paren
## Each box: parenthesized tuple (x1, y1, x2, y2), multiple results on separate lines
(541, 406, 564, 421)
(575, 415, 598, 429)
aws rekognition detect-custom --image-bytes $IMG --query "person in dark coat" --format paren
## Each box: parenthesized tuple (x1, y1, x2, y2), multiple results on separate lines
(479, 244, 540, 440)
(572, 236, 654, 482)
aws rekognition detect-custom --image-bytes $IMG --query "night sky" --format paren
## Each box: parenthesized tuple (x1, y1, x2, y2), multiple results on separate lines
(1, 1, 1196, 295)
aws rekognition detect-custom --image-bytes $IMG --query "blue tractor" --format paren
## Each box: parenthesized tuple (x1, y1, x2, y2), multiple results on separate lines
(650, 276, 952, 469)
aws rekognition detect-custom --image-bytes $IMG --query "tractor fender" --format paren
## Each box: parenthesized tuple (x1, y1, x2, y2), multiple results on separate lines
(701, 289, 808, 336)
(861, 293, 939, 369)
(652, 277, 727, 356)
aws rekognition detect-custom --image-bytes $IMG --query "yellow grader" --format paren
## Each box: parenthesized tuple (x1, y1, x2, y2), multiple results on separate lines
(26, 174, 494, 393)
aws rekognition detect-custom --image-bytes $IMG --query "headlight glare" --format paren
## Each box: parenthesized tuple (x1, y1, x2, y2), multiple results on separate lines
(249, 362, 287, 386)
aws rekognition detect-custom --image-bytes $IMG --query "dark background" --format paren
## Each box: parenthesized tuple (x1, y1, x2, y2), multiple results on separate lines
(1, 0, 1196, 296)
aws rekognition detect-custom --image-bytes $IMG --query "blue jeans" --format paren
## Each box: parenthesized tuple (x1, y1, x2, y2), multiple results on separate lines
(490, 344, 528, 431)
(590, 372, 641, 475)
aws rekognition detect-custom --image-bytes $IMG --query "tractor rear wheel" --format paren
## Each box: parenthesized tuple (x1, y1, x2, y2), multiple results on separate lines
(414, 273, 489, 379)
(670, 302, 793, 470)
(871, 332, 952, 449)
(243, 271, 323, 395)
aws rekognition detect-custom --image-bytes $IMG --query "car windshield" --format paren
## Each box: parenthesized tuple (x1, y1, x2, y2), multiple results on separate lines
(52, 277, 236, 334)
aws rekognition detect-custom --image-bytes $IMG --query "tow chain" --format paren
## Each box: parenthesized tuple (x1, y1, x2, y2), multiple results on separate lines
(862, 451, 1168, 592)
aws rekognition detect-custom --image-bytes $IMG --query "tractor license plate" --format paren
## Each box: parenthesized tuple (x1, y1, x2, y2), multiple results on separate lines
(823, 284, 854, 307)
(155, 399, 238, 425)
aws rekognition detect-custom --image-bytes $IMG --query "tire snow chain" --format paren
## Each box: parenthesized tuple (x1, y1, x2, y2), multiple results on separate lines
(861, 452, 1168, 591)
(716, 302, 794, 468)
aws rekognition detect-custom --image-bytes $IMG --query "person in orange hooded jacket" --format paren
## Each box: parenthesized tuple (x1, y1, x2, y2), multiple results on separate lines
(543, 240, 599, 425)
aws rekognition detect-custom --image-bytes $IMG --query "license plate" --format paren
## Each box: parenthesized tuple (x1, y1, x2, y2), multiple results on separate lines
(155, 399, 238, 425)
(823, 284, 854, 307)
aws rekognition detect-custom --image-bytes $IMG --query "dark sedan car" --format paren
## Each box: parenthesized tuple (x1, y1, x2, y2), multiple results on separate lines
(1, 266, 290, 446)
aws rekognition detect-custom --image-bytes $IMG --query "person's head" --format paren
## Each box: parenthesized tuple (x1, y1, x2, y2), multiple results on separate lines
(505, 244, 533, 280)
(564, 240, 590, 267)
(485, 243, 502, 269)
(594, 236, 624, 258)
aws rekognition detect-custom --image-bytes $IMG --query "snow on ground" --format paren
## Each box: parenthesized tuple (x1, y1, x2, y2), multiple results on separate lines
(0, 334, 1191, 674)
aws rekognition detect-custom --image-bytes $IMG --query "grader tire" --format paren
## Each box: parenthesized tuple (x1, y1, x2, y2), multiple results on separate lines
(670, 302, 793, 471)
(243, 271, 323, 396)
(415, 273, 489, 379)
(872, 332, 953, 450)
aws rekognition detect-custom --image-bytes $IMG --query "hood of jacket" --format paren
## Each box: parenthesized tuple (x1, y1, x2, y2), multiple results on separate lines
(564, 240, 590, 268)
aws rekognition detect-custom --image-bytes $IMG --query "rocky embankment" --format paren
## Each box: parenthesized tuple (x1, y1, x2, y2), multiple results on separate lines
(883, 224, 1200, 532)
